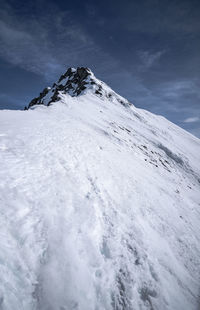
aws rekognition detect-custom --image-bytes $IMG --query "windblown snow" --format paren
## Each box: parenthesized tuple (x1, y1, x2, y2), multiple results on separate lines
(0, 68, 200, 310)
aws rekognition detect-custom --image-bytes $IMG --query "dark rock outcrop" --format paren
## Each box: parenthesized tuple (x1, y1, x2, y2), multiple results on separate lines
(25, 87, 50, 110)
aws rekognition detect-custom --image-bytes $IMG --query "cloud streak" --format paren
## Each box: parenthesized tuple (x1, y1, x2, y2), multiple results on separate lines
(0, 4, 105, 81)
(138, 50, 165, 71)
(184, 117, 199, 123)
(0, 18, 62, 79)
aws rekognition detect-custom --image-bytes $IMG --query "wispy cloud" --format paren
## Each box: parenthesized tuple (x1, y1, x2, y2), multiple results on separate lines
(0, 5, 105, 81)
(0, 19, 61, 78)
(156, 80, 200, 101)
(0, 4, 145, 88)
(114, 1, 200, 35)
(138, 50, 165, 71)
(183, 117, 199, 123)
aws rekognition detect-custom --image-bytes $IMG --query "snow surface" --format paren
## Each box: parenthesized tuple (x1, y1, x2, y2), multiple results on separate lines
(0, 90, 200, 310)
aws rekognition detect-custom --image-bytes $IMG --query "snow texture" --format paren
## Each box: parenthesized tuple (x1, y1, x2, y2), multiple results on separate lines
(0, 70, 200, 310)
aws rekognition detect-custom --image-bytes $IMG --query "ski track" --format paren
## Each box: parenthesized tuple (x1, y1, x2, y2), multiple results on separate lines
(0, 95, 200, 310)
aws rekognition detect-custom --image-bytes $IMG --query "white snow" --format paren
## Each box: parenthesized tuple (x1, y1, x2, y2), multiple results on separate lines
(0, 90, 200, 310)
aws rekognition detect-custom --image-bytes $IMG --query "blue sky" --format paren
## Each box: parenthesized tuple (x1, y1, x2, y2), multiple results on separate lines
(0, 0, 200, 137)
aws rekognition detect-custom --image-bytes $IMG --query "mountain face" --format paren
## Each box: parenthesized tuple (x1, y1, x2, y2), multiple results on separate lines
(0, 68, 200, 310)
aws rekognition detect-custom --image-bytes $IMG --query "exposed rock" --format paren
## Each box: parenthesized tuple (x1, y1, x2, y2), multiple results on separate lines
(27, 87, 50, 109)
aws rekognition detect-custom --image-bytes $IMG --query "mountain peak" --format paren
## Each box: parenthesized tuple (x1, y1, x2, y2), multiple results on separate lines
(58, 67, 91, 82)
(26, 67, 130, 109)
(57, 67, 94, 96)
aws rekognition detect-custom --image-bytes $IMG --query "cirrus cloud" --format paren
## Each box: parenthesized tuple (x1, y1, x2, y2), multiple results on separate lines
(184, 117, 199, 123)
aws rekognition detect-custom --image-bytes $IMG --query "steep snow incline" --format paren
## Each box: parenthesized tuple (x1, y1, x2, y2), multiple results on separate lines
(0, 92, 200, 310)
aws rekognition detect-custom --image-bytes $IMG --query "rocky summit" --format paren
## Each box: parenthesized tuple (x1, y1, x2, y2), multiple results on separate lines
(26, 67, 130, 109)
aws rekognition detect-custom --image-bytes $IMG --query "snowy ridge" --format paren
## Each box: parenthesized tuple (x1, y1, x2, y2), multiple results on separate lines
(0, 69, 200, 310)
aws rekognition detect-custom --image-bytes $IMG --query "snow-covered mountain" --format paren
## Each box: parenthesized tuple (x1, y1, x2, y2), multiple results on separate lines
(0, 67, 200, 310)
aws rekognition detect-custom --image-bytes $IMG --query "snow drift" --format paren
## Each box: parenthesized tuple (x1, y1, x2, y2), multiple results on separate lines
(0, 67, 200, 310)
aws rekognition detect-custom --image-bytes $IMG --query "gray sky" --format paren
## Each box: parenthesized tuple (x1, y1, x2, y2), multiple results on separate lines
(0, 0, 200, 137)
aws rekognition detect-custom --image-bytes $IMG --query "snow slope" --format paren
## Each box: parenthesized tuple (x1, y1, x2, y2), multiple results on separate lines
(0, 69, 200, 310)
